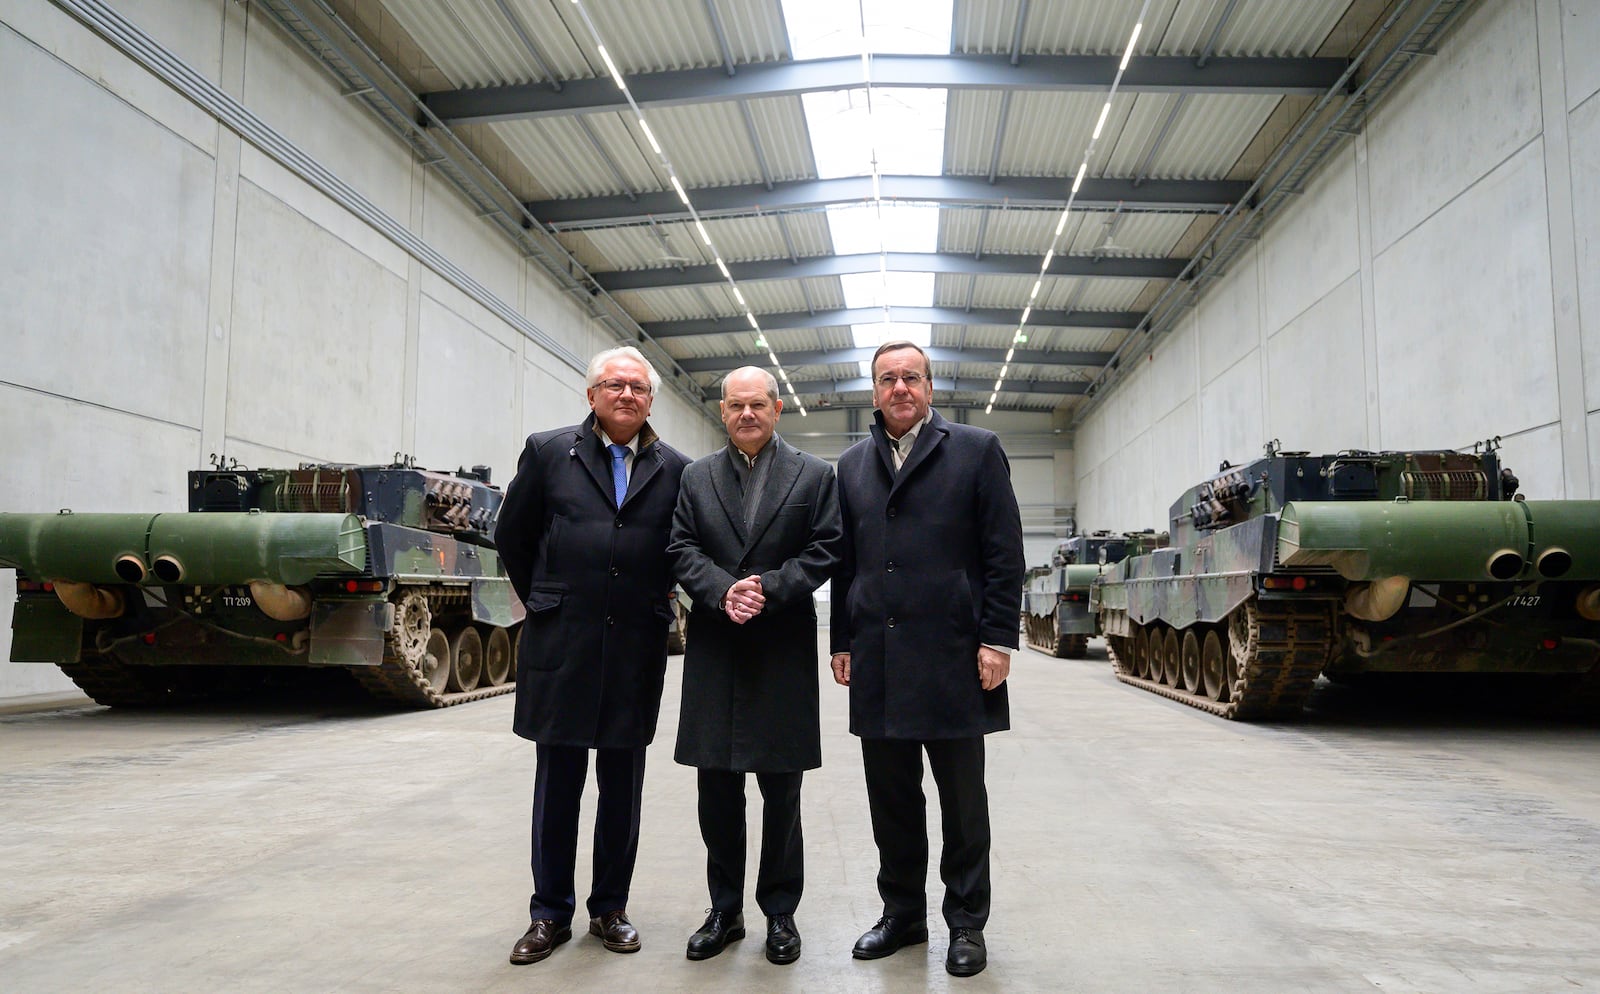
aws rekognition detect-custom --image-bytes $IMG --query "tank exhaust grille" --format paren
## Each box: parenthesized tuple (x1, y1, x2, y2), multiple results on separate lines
(279, 472, 351, 513)
(1401, 470, 1487, 501)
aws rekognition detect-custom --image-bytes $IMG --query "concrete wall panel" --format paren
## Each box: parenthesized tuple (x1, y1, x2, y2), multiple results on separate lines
(1265, 275, 1369, 453)
(226, 182, 408, 461)
(1150, 397, 1202, 526)
(1199, 351, 1267, 474)
(1569, 89, 1600, 411)
(413, 294, 519, 477)
(521, 357, 586, 439)
(1366, 0, 1541, 252)
(1195, 244, 1261, 384)
(1144, 317, 1198, 422)
(238, 149, 411, 279)
(1260, 147, 1361, 332)
(1496, 422, 1567, 499)
(1, 3, 219, 153)
(241, 4, 412, 228)
(1562, 0, 1600, 110)
(421, 176, 521, 308)
(1372, 142, 1557, 449)
(2, 27, 213, 426)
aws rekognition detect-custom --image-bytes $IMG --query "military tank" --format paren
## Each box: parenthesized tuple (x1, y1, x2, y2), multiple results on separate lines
(0, 459, 524, 708)
(1023, 530, 1162, 657)
(1095, 441, 1600, 720)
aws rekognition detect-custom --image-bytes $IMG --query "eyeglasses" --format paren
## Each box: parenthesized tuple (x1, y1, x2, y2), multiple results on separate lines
(875, 372, 927, 389)
(594, 378, 653, 396)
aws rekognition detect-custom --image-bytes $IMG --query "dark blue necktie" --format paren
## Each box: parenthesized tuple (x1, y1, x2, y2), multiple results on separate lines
(607, 443, 628, 508)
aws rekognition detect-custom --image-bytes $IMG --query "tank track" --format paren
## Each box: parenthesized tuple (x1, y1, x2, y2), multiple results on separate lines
(1023, 614, 1086, 658)
(1108, 599, 1335, 720)
(59, 655, 167, 707)
(345, 585, 517, 709)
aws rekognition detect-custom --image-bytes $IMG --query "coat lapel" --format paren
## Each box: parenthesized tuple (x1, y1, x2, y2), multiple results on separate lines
(880, 410, 948, 499)
(709, 448, 748, 543)
(573, 419, 616, 508)
(742, 438, 804, 553)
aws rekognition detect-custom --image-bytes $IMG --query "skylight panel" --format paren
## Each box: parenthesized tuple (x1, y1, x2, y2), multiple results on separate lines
(801, 90, 873, 179)
(851, 322, 932, 349)
(826, 202, 939, 255)
(782, 0, 954, 58)
(840, 271, 934, 308)
(868, 88, 946, 175)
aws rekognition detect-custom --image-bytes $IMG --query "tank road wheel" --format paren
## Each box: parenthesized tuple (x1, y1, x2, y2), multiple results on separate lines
(447, 626, 483, 693)
(1180, 630, 1202, 694)
(1226, 604, 1254, 703)
(1049, 620, 1067, 657)
(392, 590, 432, 673)
(1201, 629, 1230, 702)
(1161, 628, 1181, 687)
(421, 628, 451, 693)
(1132, 627, 1152, 679)
(482, 626, 512, 687)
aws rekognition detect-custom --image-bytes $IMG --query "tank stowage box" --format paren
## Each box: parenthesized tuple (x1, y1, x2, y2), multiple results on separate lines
(0, 461, 527, 708)
(1023, 531, 1163, 657)
(1094, 442, 1600, 720)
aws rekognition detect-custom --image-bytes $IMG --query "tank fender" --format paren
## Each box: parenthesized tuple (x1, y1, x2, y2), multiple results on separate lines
(1276, 501, 1534, 582)
(471, 577, 524, 627)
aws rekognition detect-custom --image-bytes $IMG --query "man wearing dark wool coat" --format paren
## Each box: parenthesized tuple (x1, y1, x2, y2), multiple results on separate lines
(829, 340, 1024, 978)
(495, 345, 690, 966)
(667, 365, 842, 966)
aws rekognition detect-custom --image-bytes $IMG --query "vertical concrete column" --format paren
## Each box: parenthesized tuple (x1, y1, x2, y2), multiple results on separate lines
(199, 0, 249, 462)
(400, 156, 425, 456)
(1535, 0, 1591, 497)
(1353, 132, 1383, 450)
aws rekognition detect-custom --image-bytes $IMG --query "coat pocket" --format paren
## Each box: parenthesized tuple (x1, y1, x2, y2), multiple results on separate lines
(523, 582, 568, 670)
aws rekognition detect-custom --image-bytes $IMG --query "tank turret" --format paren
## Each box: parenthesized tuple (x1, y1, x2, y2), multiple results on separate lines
(1024, 529, 1166, 658)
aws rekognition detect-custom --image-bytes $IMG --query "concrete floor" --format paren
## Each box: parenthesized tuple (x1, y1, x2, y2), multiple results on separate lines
(3, 637, 1599, 993)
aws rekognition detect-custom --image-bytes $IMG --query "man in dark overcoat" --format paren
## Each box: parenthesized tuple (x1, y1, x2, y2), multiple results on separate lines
(495, 345, 690, 966)
(667, 366, 842, 966)
(828, 340, 1024, 978)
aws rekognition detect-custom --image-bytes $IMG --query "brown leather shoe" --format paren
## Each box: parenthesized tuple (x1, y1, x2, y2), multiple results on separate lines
(509, 919, 571, 965)
(589, 909, 641, 953)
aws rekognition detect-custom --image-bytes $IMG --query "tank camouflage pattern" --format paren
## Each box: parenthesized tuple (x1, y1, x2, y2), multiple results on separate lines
(1094, 441, 1600, 720)
(1023, 531, 1163, 657)
(0, 459, 525, 709)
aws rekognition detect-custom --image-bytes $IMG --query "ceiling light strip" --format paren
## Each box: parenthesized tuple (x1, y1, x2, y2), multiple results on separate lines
(568, 0, 807, 415)
(987, 0, 1152, 413)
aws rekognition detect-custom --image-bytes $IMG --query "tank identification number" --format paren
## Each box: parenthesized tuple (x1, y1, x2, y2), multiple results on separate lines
(1508, 594, 1540, 608)
(221, 592, 254, 608)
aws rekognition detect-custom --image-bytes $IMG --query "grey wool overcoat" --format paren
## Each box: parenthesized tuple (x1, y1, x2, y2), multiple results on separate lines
(495, 413, 689, 749)
(668, 436, 843, 772)
(830, 409, 1025, 740)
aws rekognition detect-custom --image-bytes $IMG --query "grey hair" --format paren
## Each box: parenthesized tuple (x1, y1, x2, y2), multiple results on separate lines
(586, 345, 662, 395)
(720, 366, 779, 403)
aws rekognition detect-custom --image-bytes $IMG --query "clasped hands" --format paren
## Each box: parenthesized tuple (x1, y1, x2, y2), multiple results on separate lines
(722, 574, 765, 624)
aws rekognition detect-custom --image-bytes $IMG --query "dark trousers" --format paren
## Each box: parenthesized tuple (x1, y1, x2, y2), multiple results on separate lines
(697, 769, 804, 917)
(860, 736, 990, 930)
(529, 743, 647, 925)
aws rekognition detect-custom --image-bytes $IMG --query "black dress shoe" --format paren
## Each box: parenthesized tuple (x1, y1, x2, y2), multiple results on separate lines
(588, 909, 640, 953)
(851, 915, 929, 960)
(945, 927, 987, 977)
(686, 909, 745, 960)
(509, 919, 572, 965)
(765, 914, 801, 965)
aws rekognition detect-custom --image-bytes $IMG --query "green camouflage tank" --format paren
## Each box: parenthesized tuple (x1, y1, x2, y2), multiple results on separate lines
(1094, 441, 1600, 720)
(1023, 530, 1163, 657)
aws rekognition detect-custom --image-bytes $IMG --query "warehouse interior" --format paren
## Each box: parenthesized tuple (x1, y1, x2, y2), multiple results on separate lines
(3, 0, 1600, 990)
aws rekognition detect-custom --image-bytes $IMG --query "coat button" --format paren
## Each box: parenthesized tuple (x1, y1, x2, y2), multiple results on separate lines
(610, 567, 619, 576)
(606, 616, 615, 626)
(615, 520, 623, 528)
(886, 561, 896, 572)
(887, 617, 896, 628)
(887, 507, 897, 517)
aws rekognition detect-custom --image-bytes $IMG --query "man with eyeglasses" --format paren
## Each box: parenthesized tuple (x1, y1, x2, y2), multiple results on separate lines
(829, 340, 1024, 977)
(496, 345, 690, 966)
(666, 366, 842, 966)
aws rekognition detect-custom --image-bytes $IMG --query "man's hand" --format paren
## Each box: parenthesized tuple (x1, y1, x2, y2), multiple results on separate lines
(830, 652, 851, 686)
(723, 574, 765, 624)
(977, 646, 1010, 691)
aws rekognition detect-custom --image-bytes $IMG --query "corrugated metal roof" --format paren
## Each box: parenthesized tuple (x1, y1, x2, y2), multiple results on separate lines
(1103, 93, 1281, 179)
(953, 0, 1348, 57)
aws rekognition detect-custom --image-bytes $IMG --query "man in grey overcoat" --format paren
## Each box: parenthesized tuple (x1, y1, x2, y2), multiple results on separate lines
(829, 340, 1024, 978)
(495, 345, 689, 966)
(667, 366, 843, 966)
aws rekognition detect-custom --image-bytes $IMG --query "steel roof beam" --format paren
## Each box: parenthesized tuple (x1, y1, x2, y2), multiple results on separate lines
(424, 53, 1349, 125)
(709, 375, 1089, 399)
(531, 174, 1246, 227)
(643, 305, 1143, 336)
(680, 345, 1115, 373)
(601, 252, 1182, 291)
